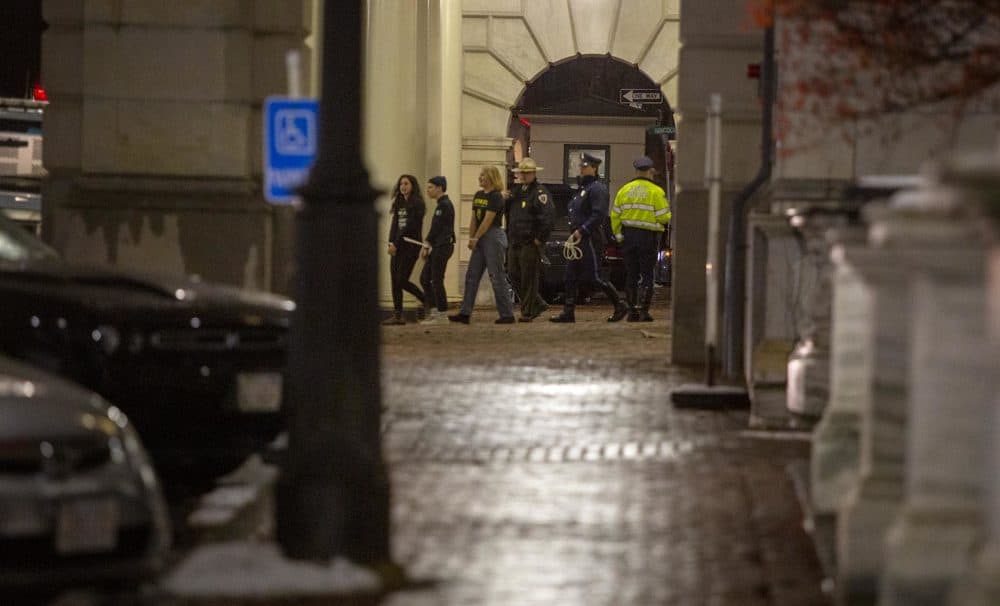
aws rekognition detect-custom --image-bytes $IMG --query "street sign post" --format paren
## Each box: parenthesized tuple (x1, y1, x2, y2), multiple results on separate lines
(619, 88, 663, 106)
(263, 96, 319, 204)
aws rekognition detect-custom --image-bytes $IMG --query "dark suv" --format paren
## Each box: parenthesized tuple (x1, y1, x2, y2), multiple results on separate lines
(0, 212, 290, 475)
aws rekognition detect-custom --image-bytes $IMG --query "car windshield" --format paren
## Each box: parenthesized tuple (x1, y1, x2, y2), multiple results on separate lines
(0, 213, 59, 262)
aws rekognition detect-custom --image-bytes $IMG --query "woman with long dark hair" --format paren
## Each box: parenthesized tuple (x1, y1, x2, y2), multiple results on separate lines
(384, 174, 426, 325)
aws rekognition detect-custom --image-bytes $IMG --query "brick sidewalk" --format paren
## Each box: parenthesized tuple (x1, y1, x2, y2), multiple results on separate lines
(61, 293, 827, 606)
(376, 295, 829, 605)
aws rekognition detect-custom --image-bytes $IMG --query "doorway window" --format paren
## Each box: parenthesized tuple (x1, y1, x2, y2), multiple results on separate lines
(563, 144, 610, 185)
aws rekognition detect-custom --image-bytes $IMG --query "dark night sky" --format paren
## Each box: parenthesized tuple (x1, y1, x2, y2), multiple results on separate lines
(0, 0, 44, 98)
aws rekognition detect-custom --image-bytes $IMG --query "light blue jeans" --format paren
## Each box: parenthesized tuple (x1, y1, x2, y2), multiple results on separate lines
(459, 228, 514, 319)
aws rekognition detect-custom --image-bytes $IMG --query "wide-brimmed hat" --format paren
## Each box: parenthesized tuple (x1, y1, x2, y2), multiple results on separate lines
(513, 157, 544, 172)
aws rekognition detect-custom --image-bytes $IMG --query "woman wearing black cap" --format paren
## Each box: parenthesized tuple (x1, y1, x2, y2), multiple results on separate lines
(419, 175, 455, 324)
(384, 174, 426, 325)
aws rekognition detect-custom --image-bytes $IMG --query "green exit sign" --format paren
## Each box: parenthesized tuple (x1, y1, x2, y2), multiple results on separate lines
(648, 125, 676, 139)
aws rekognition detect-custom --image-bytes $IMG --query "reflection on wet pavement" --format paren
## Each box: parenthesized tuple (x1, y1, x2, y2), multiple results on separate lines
(379, 303, 828, 606)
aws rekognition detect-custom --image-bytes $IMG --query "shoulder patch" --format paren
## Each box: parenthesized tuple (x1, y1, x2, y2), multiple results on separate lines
(538, 194, 548, 204)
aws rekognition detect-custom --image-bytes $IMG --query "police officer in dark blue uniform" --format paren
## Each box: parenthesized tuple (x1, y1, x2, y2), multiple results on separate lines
(550, 153, 627, 323)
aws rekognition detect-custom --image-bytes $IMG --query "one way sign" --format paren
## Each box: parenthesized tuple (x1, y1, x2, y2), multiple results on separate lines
(619, 88, 663, 107)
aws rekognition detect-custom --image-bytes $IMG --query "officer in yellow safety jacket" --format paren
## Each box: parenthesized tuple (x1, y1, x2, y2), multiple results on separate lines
(610, 155, 671, 322)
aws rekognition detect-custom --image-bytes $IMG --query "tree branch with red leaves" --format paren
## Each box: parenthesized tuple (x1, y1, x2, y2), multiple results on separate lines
(749, 0, 1000, 152)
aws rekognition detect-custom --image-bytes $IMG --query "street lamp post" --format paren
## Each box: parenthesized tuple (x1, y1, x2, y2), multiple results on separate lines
(276, 0, 390, 565)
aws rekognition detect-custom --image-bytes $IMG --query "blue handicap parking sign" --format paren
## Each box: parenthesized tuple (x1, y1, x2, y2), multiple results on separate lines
(263, 96, 319, 204)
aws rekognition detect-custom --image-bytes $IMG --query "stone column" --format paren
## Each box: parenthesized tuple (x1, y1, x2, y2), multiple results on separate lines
(744, 213, 801, 427)
(364, 0, 422, 310)
(671, 0, 765, 365)
(834, 245, 913, 604)
(832, 192, 979, 602)
(41, 1, 307, 290)
(810, 231, 871, 515)
(872, 164, 997, 606)
(952, 224, 1000, 606)
(880, 255, 988, 605)
(422, 0, 463, 305)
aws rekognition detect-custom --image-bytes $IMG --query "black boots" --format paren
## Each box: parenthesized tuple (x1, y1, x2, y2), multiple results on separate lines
(550, 288, 576, 323)
(626, 285, 655, 322)
(549, 300, 576, 323)
(639, 286, 654, 322)
(601, 282, 628, 323)
(626, 286, 641, 322)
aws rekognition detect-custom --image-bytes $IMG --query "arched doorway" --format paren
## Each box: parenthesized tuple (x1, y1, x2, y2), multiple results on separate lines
(508, 56, 675, 193)
(458, 2, 680, 304)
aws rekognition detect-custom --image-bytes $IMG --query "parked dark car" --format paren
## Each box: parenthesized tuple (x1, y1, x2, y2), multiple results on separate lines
(0, 212, 291, 475)
(540, 183, 625, 301)
(0, 355, 171, 590)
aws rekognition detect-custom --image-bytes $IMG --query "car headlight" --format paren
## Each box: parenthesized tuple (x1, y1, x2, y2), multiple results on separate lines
(92, 325, 122, 355)
(114, 414, 173, 552)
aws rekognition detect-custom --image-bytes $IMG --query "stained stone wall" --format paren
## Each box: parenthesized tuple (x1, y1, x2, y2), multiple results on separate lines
(41, 0, 309, 292)
(671, 0, 765, 364)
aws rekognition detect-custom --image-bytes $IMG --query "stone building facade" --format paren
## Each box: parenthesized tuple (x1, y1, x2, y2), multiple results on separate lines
(38, 0, 764, 365)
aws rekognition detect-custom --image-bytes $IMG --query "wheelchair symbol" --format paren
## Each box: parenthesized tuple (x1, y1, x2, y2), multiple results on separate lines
(274, 109, 316, 156)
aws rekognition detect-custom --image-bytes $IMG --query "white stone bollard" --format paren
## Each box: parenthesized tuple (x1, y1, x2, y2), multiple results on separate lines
(834, 247, 914, 603)
(950, 243, 1000, 606)
(810, 242, 873, 515)
(880, 267, 989, 605)
(863, 171, 992, 605)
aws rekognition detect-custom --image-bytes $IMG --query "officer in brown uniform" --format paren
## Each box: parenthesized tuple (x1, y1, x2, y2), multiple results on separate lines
(506, 158, 555, 322)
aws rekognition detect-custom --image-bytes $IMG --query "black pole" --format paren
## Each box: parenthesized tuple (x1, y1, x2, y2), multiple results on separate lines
(277, 1, 391, 565)
(721, 25, 775, 380)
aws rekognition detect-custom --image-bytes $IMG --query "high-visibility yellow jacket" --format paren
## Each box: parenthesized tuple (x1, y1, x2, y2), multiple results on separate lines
(611, 177, 671, 237)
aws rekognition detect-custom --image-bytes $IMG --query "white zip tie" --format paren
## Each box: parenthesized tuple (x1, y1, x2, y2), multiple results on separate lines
(402, 236, 429, 250)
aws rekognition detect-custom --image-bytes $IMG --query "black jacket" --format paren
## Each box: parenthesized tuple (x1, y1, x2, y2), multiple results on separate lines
(507, 182, 555, 245)
(424, 195, 456, 248)
(388, 194, 425, 246)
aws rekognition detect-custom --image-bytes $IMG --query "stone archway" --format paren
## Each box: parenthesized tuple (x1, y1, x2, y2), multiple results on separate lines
(461, 1, 680, 140)
(457, 1, 680, 300)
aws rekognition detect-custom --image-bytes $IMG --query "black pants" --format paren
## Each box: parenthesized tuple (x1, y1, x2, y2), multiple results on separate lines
(420, 243, 453, 312)
(390, 243, 424, 312)
(508, 242, 547, 317)
(621, 227, 659, 290)
(564, 235, 611, 294)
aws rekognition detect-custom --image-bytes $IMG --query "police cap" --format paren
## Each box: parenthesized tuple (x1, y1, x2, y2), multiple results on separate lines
(579, 152, 602, 168)
(633, 155, 654, 170)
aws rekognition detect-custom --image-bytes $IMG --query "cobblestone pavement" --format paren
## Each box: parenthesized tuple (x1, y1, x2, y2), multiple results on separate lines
(377, 293, 829, 606)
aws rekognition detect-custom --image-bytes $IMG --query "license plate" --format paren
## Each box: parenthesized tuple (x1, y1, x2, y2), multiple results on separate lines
(237, 372, 283, 412)
(56, 497, 120, 554)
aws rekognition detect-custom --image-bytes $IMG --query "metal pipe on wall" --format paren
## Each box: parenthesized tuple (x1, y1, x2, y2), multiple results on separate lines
(721, 25, 775, 380)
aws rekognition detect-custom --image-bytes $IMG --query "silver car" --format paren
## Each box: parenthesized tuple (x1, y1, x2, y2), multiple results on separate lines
(0, 356, 171, 589)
